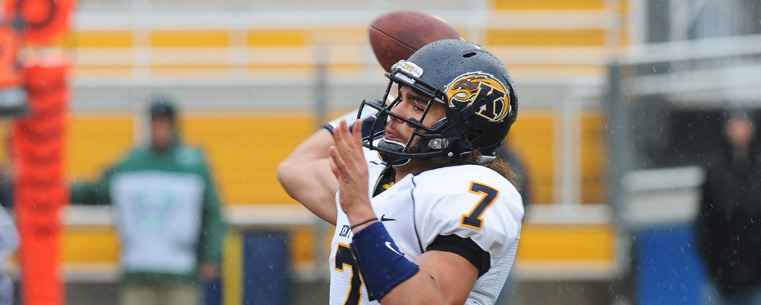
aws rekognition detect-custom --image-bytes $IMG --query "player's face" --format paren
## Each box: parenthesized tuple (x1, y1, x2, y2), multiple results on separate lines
(384, 85, 446, 146)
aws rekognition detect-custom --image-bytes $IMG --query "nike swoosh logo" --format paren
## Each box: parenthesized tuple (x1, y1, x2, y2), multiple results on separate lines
(380, 214, 396, 221)
(385, 241, 403, 256)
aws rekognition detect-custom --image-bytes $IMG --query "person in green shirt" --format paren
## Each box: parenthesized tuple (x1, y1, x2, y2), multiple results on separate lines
(70, 97, 227, 305)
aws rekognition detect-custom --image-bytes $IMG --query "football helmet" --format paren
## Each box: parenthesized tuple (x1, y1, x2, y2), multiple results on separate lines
(359, 39, 519, 166)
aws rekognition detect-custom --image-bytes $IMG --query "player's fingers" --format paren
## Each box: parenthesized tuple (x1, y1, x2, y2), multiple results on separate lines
(334, 119, 352, 151)
(335, 120, 358, 159)
(332, 119, 344, 142)
(344, 121, 366, 169)
(335, 119, 368, 177)
(329, 145, 347, 175)
(351, 119, 363, 144)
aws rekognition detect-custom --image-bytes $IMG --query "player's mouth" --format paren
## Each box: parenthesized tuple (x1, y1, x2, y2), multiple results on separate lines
(384, 126, 403, 142)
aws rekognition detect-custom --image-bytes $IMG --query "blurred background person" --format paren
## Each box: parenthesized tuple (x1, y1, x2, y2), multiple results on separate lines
(0, 167, 11, 211)
(697, 111, 761, 305)
(0, 129, 17, 305)
(69, 96, 227, 305)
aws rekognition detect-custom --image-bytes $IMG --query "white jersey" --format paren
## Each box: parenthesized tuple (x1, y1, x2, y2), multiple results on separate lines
(329, 148, 524, 305)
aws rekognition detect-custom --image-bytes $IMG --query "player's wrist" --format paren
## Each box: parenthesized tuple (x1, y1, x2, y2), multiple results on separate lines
(350, 217, 378, 231)
(351, 222, 419, 301)
(346, 210, 377, 232)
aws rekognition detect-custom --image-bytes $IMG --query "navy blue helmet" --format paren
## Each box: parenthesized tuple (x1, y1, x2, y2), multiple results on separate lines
(359, 39, 519, 166)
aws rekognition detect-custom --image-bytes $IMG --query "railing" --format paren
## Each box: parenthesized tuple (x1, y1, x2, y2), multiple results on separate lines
(62, 203, 621, 282)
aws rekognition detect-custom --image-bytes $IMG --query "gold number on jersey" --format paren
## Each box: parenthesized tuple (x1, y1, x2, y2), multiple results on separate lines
(461, 182, 499, 230)
(334, 243, 362, 305)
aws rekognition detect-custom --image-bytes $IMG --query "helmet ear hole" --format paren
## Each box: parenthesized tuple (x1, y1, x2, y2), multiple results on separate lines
(463, 52, 477, 58)
(464, 129, 483, 142)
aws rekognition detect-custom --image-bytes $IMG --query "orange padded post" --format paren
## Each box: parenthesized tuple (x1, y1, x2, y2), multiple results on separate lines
(13, 60, 70, 305)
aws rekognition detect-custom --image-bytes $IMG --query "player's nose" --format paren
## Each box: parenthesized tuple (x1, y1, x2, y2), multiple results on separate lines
(387, 104, 406, 123)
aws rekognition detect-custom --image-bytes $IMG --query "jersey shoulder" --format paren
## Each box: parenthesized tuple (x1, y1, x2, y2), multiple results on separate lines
(413, 165, 518, 198)
(411, 165, 523, 263)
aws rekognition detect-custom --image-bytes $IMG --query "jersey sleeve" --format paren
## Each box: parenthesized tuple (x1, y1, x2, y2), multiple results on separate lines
(413, 166, 524, 269)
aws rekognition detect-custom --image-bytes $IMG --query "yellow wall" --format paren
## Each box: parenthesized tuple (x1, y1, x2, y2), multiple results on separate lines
(508, 112, 555, 204)
(518, 223, 615, 262)
(65, 31, 134, 48)
(494, 0, 606, 10)
(581, 112, 607, 203)
(493, 0, 629, 13)
(67, 113, 135, 182)
(508, 110, 607, 204)
(64, 226, 120, 264)
(180, 112, 314, 204)
(67, 112, 315, 205)
(67, 110, 607, 205)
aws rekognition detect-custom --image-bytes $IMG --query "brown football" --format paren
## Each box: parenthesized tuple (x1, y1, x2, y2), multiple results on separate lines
(369, 10, 462, 72)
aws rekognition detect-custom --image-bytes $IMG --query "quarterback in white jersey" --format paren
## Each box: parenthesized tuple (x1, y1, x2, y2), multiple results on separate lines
(323, 39, 522, 305)
(280, 38, 522, 305)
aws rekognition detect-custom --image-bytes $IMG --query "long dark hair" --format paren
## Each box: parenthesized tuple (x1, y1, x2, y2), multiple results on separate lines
(417, 149, 519, 189)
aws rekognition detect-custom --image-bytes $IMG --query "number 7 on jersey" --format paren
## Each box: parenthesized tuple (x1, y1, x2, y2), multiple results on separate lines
(461, 182, 499, 230)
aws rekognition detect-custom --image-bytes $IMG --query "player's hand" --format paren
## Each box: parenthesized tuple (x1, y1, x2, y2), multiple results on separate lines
(329, 120, 375, 227)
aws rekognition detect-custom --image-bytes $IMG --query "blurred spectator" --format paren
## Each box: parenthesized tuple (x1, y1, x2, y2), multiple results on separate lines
(697, 111, 761, 305)
(70, 96, 227, 305)
(0, 168, 11, 209)
(0, 132, 16, 305)
(495, 142, 531, 305)
(0, 132, 13, 209)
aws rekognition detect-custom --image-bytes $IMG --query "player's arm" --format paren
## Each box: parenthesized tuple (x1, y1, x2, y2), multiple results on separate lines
(348, 218, 480, 305)
(345, 221, 480, 305)
(277, 128, 339, 225)
(382, 250, 478, 305)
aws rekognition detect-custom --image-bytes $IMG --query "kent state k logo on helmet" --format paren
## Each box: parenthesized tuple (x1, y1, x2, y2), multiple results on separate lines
(445, 72, 511, 123)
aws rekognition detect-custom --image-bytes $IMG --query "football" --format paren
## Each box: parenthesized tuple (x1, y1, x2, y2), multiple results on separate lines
(369, 10, 462, 72)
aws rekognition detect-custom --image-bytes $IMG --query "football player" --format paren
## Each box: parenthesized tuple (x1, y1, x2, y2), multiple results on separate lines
(281, 39, 523, 305)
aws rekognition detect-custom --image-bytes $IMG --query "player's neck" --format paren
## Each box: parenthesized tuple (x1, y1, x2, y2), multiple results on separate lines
(392, 161, 429, 182)
(393, 167, 411, 183)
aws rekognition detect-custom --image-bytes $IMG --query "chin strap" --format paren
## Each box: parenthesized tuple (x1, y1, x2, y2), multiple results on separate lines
(377, 138, 411, 166)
